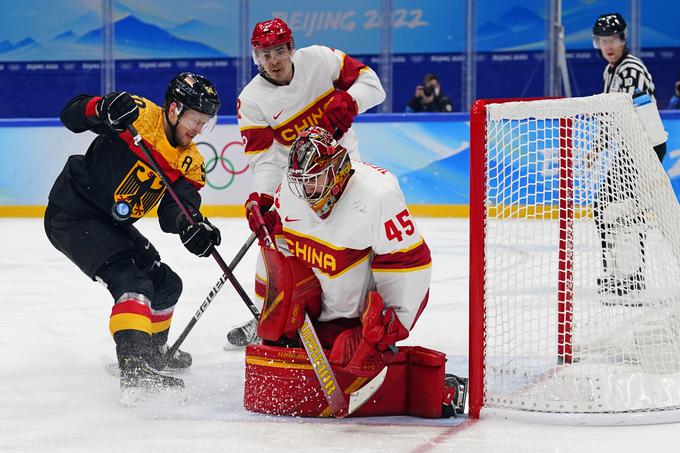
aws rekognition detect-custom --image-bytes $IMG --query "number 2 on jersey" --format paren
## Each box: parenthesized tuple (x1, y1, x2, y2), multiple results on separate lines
(384, 209, 414, 242)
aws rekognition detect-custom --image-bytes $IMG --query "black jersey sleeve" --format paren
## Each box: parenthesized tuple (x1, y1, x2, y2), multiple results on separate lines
(60, 94, 110, 135)
(157, 177, 203, 234)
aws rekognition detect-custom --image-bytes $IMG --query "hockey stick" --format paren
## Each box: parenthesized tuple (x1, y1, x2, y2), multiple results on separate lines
(165, 232, 257, 360)
(227, 127, 341, 334)
(247, 204, 347, 416)
(247, 203, 387, 417)
(125, 125, 260, 348)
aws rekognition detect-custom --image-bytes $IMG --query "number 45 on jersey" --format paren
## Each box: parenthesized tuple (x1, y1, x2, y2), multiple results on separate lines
(384, 209, 415, 242)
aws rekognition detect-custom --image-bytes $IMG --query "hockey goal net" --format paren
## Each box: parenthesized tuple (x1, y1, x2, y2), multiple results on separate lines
(469, 93, 680, 425)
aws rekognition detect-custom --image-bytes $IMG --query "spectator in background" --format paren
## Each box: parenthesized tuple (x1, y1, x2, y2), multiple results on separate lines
(406, 74, 453, 113)
(669, 73, 680, 109)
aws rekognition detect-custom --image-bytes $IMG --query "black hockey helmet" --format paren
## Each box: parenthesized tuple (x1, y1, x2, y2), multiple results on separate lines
(592, 13, 627, 38)
(165, 72, 220, 116)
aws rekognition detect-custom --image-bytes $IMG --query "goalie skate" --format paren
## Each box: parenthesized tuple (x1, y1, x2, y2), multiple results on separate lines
(441, 374, 468, 418)
(224, 318, 259, 349)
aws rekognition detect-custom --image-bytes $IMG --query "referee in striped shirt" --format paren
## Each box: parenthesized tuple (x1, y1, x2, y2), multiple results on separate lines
(592, 13, 668, 297)
(593, 12, 667, 162)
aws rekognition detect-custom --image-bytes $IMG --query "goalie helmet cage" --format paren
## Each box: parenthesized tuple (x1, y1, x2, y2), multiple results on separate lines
(468, 93, 680, 425)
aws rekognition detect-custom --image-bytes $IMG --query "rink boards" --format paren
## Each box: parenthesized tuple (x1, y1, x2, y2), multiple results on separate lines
(1, 112, 679, 217)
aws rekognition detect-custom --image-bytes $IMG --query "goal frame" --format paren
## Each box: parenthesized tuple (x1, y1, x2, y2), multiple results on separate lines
(467, 96, 680, 425)
(470, 98, 570, 419)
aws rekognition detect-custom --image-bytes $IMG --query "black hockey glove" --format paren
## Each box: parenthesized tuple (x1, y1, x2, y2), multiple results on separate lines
(178, 215, 221, 258)
(98, 91, 139, 132)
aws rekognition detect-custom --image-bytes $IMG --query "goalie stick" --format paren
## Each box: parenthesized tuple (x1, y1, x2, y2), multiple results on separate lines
(246, 201, 387, 418)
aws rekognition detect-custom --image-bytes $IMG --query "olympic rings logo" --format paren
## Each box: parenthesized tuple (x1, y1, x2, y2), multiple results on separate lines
(196, 140, 249, 190)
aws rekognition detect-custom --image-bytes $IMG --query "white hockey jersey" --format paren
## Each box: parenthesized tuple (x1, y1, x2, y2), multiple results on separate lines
(237, 45, 385, 196)
(270, 160, 432, 330)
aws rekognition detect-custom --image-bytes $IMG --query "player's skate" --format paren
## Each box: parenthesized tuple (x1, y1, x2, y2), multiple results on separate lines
(119, 356, 184, 391)
(225, 317, 259, 348)
(441, 374, 468, 418)
(150, 344, 192, 371)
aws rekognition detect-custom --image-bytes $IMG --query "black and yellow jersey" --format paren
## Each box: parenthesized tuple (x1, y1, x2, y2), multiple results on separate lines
(49, 94, 206, 232)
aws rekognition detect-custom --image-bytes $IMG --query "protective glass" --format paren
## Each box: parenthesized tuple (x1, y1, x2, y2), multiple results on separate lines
(593, 35, 625, 49)
(178, 107, 217, 135)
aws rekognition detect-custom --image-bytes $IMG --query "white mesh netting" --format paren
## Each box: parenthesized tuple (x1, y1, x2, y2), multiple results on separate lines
(481, 93, 680, 421)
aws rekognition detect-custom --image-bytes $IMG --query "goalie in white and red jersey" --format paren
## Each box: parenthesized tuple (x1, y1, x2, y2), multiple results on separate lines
(227, 17, 386, 346)
(241, 126, 467, 418)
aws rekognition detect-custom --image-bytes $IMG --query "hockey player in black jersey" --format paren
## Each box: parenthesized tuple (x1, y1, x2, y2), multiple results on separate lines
(592, 13, 668, 297)
(44, 72, 221, 390)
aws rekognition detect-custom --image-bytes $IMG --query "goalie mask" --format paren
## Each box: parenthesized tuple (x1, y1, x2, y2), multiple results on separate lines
(287, 126, 352, 219)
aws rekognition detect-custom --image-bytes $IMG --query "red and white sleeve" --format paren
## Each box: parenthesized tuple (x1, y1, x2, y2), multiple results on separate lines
(370, 179, 432, 330)
(237, 95, 282, 195)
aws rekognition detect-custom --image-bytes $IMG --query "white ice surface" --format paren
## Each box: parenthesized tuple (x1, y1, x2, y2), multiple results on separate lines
(1, 217, 680, 452)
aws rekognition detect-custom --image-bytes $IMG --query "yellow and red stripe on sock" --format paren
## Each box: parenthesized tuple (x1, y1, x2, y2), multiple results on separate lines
(109, 295, 153, 336)
(150, 307, 174, 334)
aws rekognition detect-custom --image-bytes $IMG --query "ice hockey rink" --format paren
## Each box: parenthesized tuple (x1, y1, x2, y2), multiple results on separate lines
(2, 216, 679, 452)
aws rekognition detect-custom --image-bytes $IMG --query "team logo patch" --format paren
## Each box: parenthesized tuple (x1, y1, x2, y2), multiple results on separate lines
(113, 160, 166, 219)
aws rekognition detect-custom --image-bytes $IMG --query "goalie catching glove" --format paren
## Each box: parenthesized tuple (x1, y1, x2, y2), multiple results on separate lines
(319, 90, 358, 138)
(329, 291, 409, 377)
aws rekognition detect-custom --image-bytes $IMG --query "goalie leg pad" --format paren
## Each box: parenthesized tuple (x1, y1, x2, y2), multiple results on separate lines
(407, 347, 448, 418)
(315, 317, 361, 349)
(254, 252, 267, 302)
(244, 343, 409, 417)
(243, 344, 452, 418)
(257, 247, 322, 341)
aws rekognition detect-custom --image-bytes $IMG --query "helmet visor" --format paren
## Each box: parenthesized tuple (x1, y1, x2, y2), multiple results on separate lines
(593, 35, 625, 49)
(252, 44, 292, 67)
(178, 108, 217, 135)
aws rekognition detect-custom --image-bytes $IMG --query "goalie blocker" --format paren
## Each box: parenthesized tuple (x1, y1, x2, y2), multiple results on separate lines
(243, 246, 465, 418)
